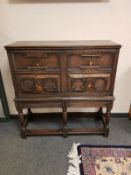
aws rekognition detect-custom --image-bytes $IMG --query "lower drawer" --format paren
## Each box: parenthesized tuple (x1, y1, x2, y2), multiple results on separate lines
(14, 74, 61, 96)
(67, 73, 111, 93)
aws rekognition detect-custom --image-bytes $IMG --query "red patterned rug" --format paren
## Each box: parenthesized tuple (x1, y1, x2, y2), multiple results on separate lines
(67, 144, 131, 175)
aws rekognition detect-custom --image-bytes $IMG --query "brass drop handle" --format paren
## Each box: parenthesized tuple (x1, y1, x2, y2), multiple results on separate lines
(36, 83, 40, 88)
(35, 82, 43, 92)
(79, 64, 100, 70)
(36, 62, 40, 66)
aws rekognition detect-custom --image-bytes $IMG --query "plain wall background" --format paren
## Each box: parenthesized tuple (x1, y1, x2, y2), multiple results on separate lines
(0, 0, 131, 114)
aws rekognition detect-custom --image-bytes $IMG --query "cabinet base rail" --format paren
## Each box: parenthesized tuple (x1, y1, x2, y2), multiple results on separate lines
(17, 106, 112, 139)
(25, 128, 105, 137)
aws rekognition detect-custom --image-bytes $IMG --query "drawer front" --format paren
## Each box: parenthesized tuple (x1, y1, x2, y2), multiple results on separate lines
(67, 73, 111, 94)
(67, 49, 116, 73)
(12, 50, 60, 72)
(15, 74, 61, 96)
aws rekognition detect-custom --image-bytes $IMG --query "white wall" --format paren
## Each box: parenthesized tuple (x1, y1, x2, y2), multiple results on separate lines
(0, 0, 131, 114)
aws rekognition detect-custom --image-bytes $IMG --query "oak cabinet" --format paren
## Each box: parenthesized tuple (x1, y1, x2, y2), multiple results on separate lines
(5, 40, 121, 138)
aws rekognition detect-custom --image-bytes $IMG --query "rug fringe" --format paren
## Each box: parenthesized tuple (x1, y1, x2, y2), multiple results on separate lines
(67, 143, 81, 175)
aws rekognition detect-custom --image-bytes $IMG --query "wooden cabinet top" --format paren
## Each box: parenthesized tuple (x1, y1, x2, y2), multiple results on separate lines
(5, 40, 121, 49)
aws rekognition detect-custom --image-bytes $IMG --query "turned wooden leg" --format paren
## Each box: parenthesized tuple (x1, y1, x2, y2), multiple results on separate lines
(104, 106, 111, 137)
(15, 102, 27, 139)
(62, 101, 68, 138)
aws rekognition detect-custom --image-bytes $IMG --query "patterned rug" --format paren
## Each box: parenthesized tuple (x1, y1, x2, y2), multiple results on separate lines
(67, 144, 131, 175)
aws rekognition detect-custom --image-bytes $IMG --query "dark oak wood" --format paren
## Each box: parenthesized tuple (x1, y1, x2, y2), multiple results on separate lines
(5, 40, 121, 138)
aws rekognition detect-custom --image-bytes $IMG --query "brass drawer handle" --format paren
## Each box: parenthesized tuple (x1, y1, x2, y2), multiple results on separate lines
(28, 59, 48, 70)
(72, 87, 84, 91)
(79, 65, 100, 70)
(72, 84, 85, 91)
(27, 66, 48, 70)
(26, 53, 47, 58)
(81, 54, 99, 57)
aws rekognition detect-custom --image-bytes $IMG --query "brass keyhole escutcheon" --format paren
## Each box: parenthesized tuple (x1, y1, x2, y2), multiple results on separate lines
(88, 83, 92, 88)
(36, 82, 43, 93)
(89, 61, 93, 66)
(33, 59, 40, 66)
(36, 62, 40, 66)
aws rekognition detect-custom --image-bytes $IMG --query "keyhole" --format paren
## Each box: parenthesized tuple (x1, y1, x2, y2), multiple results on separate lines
(89, 61, 93, 66)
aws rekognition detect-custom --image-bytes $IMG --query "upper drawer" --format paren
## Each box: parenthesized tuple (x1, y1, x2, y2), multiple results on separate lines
(67, 49, 117, 73)
(11, 50, 61, 72)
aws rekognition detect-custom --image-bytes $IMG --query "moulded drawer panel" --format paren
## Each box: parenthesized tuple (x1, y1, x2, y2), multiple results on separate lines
(12, 50, 60, 72)
(67, 73, 111, 94)
(14, 74, 61, 96)
(66, 49, 117, 73)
